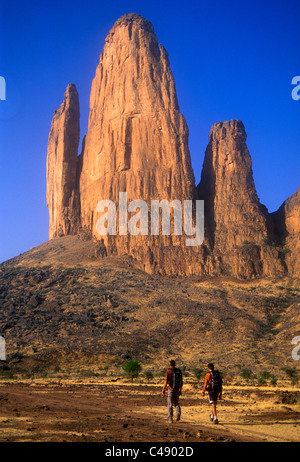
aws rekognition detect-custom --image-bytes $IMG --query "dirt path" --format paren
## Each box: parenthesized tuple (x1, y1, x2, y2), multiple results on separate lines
(1, 381, 299, 442)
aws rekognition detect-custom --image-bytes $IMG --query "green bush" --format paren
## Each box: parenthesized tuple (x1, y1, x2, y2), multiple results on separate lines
(281, 367, 299, 386)
(192, 367, 203, 380)
(259, 370, 272, 380)
(240, 368, 253, 380)
(269, 375, 278, 387)
(144, 370, 154, 381)
(122, 360, 142, 382)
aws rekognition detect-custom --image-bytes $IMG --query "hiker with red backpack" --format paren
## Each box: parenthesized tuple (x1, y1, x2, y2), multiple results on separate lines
(162, 360, 183, 423)
(202, 363, 223, 424)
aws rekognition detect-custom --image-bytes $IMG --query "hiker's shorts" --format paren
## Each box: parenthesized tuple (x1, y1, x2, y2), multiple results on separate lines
(208, 390, 219, 404)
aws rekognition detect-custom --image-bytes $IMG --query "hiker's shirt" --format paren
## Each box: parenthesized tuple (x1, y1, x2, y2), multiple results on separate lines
(204, 371, 221, 404)
(204, 372, 211, 390)
(166, 368, 175, 391)
(165, 367, 182, 398)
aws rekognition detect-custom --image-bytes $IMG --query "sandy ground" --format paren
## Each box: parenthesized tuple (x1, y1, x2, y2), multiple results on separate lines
(0, 380, 299, 443)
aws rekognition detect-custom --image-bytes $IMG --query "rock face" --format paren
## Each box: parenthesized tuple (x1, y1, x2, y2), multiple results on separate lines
(198, 120, 269, 249)
(46, 14, 298, 279)
(272, 187, 300, 277)
(79, 13, 195, 236)
(46, 83, 80, 238)
(197, 120, 285, 278)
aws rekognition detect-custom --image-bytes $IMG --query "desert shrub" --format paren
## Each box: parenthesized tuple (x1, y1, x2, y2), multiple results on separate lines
(144, 370, 154, 381)
(269, 375, 278, 386)
(240, 368, 253, 380)
(192, 367, 203, 380)
(181, 365, 188, 377)
(122, 360, 142, 382)
(257, 372, 268, 386)
(80, 369, 99, 378)
(281, 392, 299, 404)
(259, 370, 272, 381)
(103, 365, 109, 375)
(281, 367, 299, 386)
(0, 370, 16, 380)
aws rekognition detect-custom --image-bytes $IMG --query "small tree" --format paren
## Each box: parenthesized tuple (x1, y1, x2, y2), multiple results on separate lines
(269, 375, 278, 387)
(192, 367, 203, 381)
(240, 368, 253, 381)
(103, 365, 109, 376)
(257, 370, 272, 386)
(144, 370, 154, 382)
(122, 360, 142, 382)
(281, 367, 299, 386)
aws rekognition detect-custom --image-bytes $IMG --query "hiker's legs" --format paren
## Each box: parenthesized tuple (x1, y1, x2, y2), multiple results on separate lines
(211, 403, 217, 418)
(167, 389, 173, 420)
(173, 390, 181, 420)
(167, 389, 181, 421)
(208, 392, 219, 422)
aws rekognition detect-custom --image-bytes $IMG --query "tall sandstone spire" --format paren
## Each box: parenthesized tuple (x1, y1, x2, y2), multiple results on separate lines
(198, 120, 271, 249)
(272, 186, 300, 277)
(76, 13, 198, 273)
(79, 14, 196, 232)
(46, 83, 80, 239)
(197, 120, 285, 278)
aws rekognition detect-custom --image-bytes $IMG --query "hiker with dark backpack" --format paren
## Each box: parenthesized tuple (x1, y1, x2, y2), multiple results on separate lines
(202, 363, 223, 424)
(162, 360, 183, 423)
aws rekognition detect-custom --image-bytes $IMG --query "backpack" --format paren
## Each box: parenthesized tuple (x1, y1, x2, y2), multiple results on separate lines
(170, 368, 182, 390)
(210, 370, 222, 392)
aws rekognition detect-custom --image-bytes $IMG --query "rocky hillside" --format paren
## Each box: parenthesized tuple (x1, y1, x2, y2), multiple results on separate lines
(1, 236, 299, 378)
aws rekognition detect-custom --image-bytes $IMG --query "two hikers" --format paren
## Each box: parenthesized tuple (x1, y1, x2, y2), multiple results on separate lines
(162, 360, 183, 423)
(202, 362, 223, 424)
(162, 360, 222, 424)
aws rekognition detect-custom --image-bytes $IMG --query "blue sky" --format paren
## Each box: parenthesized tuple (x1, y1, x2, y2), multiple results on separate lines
(0, 0, 299, 263)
